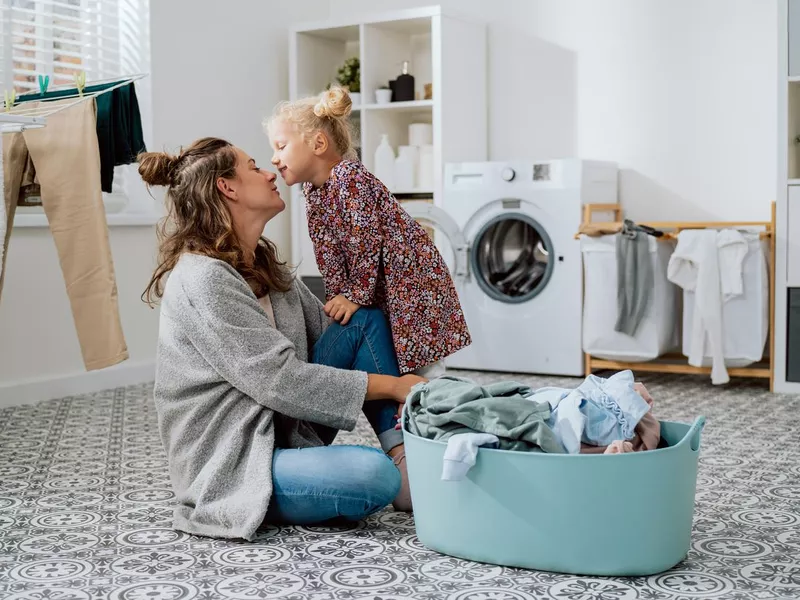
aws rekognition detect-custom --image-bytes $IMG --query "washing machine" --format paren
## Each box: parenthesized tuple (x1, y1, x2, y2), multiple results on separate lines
(404, 159, 617, 376)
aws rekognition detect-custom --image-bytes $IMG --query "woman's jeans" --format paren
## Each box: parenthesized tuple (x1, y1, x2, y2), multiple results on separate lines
(264, 308, 403, 525)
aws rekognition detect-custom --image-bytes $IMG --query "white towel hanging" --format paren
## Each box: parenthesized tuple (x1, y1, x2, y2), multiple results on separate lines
(667, 229, 749, 385)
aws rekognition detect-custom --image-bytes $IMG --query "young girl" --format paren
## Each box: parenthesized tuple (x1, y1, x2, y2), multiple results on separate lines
(266, 87, 471, 510)
(266, 86, 471, 376)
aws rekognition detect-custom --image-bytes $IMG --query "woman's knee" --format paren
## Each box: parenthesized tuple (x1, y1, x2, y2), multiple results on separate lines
(347, 447, 401, 511)
(267, 446, 400, 525)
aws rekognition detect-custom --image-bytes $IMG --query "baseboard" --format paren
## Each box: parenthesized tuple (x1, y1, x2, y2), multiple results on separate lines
(0, 360, 156, 408)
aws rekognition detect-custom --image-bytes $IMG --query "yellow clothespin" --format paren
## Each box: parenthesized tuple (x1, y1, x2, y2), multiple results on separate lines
(74, 71, 86, 97)
(3, 89, 15, 113)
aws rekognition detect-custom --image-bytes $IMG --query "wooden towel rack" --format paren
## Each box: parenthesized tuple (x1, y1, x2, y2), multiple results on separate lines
(577, 202, 776, 390)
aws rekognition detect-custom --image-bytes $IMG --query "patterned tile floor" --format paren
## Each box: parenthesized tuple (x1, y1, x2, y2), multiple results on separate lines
(0, 370, 799, 600)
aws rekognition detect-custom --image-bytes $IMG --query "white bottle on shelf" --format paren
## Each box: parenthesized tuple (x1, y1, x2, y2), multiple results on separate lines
(418, 144, 434, 190)
(374, 134, 395, 190)
(397, 145, 419, 190)
(394, 149, 415, 192)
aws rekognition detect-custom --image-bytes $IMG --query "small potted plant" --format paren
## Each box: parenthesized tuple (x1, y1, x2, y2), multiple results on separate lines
(336, 57, 360, 106)
(375, 85, 392, 105)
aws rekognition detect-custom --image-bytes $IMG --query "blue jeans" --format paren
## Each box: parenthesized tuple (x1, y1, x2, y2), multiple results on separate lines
(311, 307, 403, 452)
(264, 307, 403, 525)
(265, 445, 401, 524)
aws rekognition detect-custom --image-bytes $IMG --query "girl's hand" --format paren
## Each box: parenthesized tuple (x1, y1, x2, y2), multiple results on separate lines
(324, 295, 360, 325)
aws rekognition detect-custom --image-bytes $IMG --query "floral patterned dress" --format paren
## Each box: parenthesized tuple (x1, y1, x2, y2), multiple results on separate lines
(303, 160, 471, 373)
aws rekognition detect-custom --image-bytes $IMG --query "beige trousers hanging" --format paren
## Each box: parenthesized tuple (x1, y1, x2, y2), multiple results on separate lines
(1, 99, 128, 371)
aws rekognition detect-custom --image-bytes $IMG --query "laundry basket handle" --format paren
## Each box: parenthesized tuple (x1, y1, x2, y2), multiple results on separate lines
(678, 416, 706, 452)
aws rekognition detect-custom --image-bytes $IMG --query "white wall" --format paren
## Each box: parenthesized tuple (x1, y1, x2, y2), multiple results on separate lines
(149, 0, 330, 258)
(332, 0, 776, 222)
(0, 227, 159, 391)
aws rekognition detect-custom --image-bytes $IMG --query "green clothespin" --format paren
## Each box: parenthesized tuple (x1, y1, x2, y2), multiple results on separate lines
(74, 71, 86, 97)
(38, 74, 50, 95)
(3, 89, 15, 113)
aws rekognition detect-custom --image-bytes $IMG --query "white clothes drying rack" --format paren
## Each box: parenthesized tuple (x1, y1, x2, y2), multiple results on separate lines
(0, 113, 45, 134)
(1, 74, 149, 278)
(2, 73, 148, 131)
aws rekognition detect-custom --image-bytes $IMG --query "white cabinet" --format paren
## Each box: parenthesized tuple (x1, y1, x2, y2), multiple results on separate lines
(777, 1, 800, 391)
(791, 0, 800, 76)
(288, 6, 487, 278)
(788, 186, 800, 287)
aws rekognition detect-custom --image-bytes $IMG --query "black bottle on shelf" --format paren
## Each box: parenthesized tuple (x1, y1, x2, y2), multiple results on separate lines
(394, 61, 415, 102)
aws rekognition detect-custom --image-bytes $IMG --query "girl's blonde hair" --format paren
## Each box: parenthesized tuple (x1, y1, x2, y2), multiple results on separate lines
(266, 86, 358, 161)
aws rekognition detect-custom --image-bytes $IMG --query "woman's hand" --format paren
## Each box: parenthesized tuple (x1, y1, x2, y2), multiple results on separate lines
(324, 294, 360, 325)
(366, 374, 427, 403)
(391, 374, 427, 404)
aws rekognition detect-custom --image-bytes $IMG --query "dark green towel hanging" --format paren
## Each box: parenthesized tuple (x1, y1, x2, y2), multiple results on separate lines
(15, 80, 147, 193)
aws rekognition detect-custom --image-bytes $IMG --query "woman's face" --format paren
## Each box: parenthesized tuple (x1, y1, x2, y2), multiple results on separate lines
(225, 148, 285, 218)
(269, 118, 315, 187)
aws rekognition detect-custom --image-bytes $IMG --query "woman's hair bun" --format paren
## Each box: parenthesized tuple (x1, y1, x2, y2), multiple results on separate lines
(314, 86, 352, 120)
(138, 151, 180, 187)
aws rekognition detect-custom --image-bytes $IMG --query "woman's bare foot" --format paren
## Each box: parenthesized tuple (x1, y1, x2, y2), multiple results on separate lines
(388, 445, 412, 512)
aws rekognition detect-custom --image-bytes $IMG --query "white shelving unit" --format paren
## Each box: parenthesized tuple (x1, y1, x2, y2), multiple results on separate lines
(288, 6, 487, 279)
(776, 1, 800, 393)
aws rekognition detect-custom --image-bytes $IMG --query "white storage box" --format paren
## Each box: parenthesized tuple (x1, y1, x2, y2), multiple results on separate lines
(581, 235, 680, 362)
(682, 234, 769, 367)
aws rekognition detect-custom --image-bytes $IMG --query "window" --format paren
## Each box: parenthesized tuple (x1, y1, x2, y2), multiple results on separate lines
(1, 0, 156, 226)
(2, 0, 149, 92)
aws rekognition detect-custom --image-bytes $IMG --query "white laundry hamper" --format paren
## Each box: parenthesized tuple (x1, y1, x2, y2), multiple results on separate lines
(581, 235, 680, 362)
(681, 234, 769, 367)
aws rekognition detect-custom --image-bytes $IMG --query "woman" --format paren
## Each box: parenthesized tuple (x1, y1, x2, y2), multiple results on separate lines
(138, 137, 423, 541)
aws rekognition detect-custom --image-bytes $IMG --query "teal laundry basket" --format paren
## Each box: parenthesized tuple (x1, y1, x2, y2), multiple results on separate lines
(402, 414, 706, 577)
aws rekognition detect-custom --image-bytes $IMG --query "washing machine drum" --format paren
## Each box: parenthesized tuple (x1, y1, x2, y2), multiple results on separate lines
(472, 212, 554, 303)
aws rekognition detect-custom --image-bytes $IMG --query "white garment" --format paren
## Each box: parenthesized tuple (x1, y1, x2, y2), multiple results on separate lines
(667, 229, 747, 385)
(441, 433, 499, 481)
(717, 229, 749, 301)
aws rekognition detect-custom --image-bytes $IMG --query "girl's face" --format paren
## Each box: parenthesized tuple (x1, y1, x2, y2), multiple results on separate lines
(269, 119, 316, 187)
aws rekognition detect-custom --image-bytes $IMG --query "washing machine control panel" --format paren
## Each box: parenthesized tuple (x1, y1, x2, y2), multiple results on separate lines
(501, 167, 516, 182)
(533, 163, 552, 181)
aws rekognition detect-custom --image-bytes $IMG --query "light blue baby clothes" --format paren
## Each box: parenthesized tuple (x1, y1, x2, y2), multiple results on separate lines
(528, 370, 650, 454)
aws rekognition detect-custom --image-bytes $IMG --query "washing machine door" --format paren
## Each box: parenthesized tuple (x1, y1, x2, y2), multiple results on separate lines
(470, 208, 555, 304)
(401, 201, 469, 278)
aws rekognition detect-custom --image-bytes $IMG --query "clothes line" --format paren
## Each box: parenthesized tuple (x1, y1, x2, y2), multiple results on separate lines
(4, 74, 148, 122)
(0, 114, 46, 134)
(575, 219, 773, 240)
